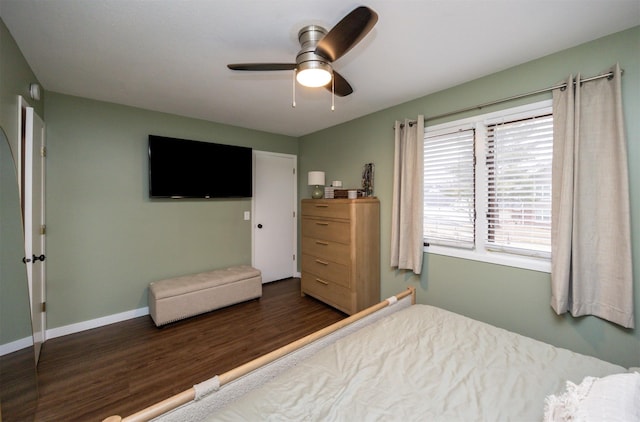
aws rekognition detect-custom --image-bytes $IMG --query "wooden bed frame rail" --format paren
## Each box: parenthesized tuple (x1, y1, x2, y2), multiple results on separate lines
(103, 287, 416, 422)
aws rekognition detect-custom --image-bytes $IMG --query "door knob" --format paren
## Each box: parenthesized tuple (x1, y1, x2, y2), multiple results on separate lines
(22, 254, 46, 264)
(257, 224, 263, 229)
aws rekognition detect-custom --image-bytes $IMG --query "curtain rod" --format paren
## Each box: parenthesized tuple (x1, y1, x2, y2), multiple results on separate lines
(397, 70, 620, 128)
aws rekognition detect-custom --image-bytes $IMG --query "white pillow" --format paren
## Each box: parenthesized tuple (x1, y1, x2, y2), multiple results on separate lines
(544, 372, 640, 422)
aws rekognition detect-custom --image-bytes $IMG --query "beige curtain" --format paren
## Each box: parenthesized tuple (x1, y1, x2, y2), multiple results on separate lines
(551, 64, 634, 328)
(390, 117, 424, 274)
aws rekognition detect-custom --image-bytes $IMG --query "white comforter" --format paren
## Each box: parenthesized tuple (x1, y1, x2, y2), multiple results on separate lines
(210, 305, 625, 421)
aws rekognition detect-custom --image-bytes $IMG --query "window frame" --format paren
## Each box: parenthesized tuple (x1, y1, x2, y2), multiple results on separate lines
(423, 100, 552, 273)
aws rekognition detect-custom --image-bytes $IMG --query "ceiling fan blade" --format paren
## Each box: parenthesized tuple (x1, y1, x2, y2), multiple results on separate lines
(325, 71, 353, 97)
(227, 63, 296, 71)
(315, 6, 378, 62)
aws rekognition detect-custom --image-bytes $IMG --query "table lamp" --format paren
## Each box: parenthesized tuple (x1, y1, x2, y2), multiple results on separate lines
(308, 171, 325, 199)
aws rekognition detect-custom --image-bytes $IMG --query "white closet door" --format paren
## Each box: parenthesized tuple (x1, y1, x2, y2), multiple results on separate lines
(252, 151, 297, 283)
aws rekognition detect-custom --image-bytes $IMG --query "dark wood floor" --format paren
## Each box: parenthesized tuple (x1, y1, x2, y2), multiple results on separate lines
(2, 278, 345, 421)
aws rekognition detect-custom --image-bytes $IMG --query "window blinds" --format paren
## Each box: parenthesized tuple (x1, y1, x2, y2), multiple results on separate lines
(423, 128, 475, 248)
(485, 114, 553, 257)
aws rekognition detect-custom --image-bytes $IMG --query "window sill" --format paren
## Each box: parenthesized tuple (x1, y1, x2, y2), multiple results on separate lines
(424, 245, 551, 273)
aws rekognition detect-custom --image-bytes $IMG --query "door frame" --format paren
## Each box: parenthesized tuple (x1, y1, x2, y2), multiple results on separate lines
(251, 150, 298, 281)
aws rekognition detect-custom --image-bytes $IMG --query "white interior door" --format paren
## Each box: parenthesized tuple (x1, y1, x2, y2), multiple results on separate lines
(253, 151, 297, 283)
(22, 103, 46, 363)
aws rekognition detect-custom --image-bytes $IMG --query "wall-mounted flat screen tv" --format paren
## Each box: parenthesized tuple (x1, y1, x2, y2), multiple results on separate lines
(148, 135, 252, 198)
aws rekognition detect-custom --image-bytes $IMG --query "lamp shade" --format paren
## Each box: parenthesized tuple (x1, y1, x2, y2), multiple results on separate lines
(308, 171, 325, 186)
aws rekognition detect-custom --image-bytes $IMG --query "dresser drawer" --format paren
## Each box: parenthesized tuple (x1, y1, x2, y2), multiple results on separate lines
(302, 201, 350, 219)
(302, 218, 350, 244)
(301, 272, 355, 314)
(301, 254, 350, 288)
(301, 236, 350, 266)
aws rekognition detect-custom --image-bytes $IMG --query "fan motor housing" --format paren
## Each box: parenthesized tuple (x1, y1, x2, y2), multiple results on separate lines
(296, 25, 331, 69)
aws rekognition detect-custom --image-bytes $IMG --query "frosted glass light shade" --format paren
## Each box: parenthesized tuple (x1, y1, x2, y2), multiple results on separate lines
(297, 68, 332, 87)
(308, 171, 325, 186)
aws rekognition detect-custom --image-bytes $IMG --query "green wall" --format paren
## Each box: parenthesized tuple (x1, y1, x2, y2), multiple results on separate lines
(0, 19, 44, 155)
(299, 26, 640, 368)
(44, 93, 298, 328)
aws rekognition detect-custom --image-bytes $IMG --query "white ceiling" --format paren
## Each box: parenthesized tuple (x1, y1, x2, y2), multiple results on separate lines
(2, 0, 639, 137)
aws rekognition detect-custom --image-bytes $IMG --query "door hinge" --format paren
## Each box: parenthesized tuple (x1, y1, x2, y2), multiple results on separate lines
(41, 302, 46, 312)
(293, 168, 296, 175)
(41, 146, 47, 157)
(40, 224, 47, 235)
(293, 254, 296, 261)
(293, 211, 296, 218)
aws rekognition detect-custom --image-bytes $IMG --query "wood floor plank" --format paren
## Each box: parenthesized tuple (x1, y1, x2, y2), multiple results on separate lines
(2, 278, 345, 421)
(0, 347, 38, 422)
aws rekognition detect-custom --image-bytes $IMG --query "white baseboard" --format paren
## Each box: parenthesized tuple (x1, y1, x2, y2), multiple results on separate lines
(1, 307, 150, 356)
(46, 306, 149, 340)
(0, 336, 34, 356)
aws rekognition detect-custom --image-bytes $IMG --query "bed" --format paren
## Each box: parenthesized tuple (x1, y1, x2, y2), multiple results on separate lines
(104, 288, 639, 422)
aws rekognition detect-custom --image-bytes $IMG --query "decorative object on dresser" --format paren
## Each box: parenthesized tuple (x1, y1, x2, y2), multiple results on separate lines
(362, 162, 374, 196)
(324, 186, 335, 199)
(307, 171, 325, 199)
(331, 188, 365, 198)
(301, 198, 380, 314)
(324, 180, 342, 199)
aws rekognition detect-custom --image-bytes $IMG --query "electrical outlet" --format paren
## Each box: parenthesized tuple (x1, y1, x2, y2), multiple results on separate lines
(244, 211, 250, 221)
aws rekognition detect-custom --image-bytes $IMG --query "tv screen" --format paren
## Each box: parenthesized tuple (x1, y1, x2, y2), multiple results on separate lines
(148, 135, 252, 198)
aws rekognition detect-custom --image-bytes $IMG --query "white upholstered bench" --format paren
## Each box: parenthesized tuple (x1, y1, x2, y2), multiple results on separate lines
(148, 265, 262, 326)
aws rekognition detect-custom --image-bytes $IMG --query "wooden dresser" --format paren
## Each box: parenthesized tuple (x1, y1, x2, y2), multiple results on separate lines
(301, 198, 380, 315)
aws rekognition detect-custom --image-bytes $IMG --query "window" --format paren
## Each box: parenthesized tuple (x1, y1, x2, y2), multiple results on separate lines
(423, 101, 552, 272)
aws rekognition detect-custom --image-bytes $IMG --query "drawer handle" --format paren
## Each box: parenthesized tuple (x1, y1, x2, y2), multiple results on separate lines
(315, 204, 329, 208)
(315, 240, 329, 245)
(315, 278, 329, 285)
(315, 259, 329, 265)
(315, 222, 329, 226)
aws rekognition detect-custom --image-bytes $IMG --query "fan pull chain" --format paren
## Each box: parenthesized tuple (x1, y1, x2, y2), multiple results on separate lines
(292, 69, 296, 108)
(331, 76, 335, 111)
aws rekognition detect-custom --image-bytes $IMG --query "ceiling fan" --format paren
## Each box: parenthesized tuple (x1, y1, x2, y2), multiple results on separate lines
(227, 6, 378, 97)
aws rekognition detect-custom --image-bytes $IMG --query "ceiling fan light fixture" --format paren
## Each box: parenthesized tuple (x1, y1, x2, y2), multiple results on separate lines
(296, 62, 332, 88)
(228, 6, 378, 97)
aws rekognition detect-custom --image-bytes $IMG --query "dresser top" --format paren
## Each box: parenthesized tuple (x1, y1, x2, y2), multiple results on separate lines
(302, 198, 379, 204)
